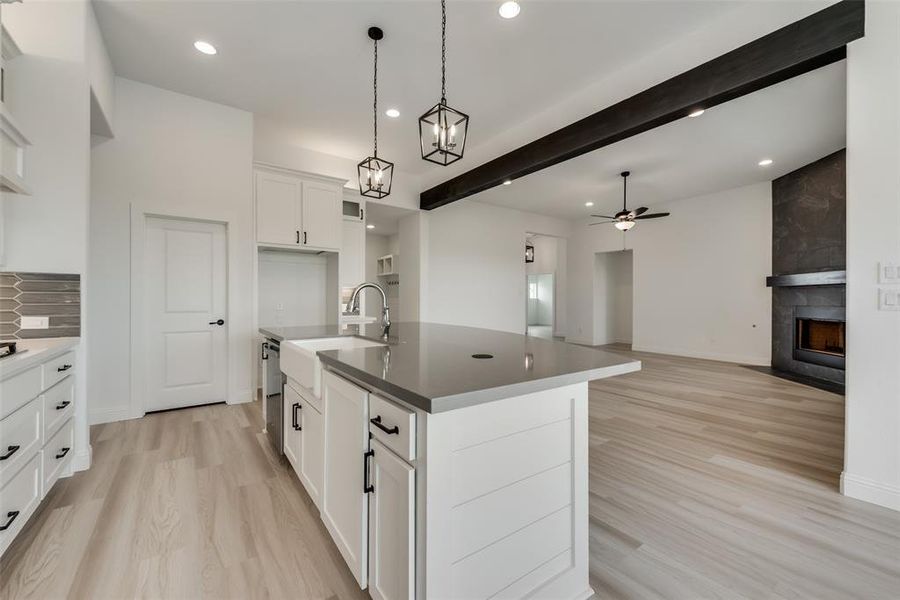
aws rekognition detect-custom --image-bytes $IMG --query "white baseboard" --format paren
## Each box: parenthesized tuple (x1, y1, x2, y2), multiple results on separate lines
(228, 388, 256, 405)
(631, 343, 769, 366)
(72, 444, 92, 472)
(89, 406, 132, 425)
(841, 471, 900, 511)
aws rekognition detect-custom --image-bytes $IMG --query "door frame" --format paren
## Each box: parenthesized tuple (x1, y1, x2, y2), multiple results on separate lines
(130, 206, 236, 419)
(525, 272, 555, 337)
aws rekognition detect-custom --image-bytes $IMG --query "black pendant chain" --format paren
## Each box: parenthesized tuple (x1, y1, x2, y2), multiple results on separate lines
(441, 0, 447, 104)
(373, 37, 379, 157)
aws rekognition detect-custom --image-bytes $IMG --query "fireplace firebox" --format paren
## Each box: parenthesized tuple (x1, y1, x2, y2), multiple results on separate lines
(793, 306, 845, 370)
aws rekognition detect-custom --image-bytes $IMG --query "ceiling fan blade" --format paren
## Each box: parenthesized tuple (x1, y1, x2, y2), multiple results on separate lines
(634, 212, 670, 220)
(631, 207, 649, 217)
(588, 221, 615, 226)
(590, 215, 617, 219)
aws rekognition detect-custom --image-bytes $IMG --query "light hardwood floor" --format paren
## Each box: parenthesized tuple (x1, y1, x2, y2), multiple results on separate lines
(1, 348, 899, 599)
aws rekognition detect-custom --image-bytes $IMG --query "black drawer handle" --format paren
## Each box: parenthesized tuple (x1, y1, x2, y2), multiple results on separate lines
(0, 445, 20, 460)
(292, 402, 302, 431)
(55, 400, 71, 410)
(55, 447, 71, 459)
(370, 415, 399, 435)
(0, 511, 20, 531)
(57, 364, 72, 372)
(363, 449, 374, 494)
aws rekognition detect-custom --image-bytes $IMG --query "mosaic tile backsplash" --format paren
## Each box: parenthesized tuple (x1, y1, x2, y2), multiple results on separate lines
(0, 272, 81, 339)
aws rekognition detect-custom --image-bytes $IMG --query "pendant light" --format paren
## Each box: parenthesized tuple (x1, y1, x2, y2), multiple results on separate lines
(418, 0, 469, 166)
(358, 27, 394, 199)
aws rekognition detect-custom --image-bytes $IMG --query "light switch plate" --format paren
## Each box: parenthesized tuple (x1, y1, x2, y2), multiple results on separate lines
(20, 316, 50, 329)
(879, 262, 900, 284)
(878, 288, 900, 311)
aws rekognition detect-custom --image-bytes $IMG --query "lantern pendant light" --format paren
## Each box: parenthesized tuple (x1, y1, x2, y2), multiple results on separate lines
(358, 27, 394, 199)
(418, 0, 469, 166)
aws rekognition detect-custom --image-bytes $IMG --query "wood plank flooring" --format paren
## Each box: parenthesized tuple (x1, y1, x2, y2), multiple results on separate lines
(1, 347, 899, 599)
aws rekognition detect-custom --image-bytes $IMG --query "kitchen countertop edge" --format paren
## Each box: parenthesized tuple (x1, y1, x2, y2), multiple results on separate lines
(0, 337, 80, 379)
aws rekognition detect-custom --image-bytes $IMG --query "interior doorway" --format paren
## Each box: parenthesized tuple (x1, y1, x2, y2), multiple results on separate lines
(593, 250, 633, 346)
(526, 273, 555, 339)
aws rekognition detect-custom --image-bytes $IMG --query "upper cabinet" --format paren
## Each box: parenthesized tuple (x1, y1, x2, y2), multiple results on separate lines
(0, 25, 31, 196)
(254, 165, 343, 251)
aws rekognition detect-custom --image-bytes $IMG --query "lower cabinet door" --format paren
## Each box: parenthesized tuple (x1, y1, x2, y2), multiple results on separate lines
(368, 440, 415, 600)
(283, 386, 303, 470)
(321, 371, 370, 589)
(299, 403, 324, 509)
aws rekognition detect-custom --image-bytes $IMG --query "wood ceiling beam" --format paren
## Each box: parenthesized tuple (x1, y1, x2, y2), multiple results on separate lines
(420, 0, 864, 211)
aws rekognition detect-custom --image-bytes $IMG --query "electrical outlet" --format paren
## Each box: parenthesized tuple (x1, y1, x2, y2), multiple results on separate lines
(878, 288, 900, 311)
(20, 316, 50, 329)
(879, 262, 900, 284)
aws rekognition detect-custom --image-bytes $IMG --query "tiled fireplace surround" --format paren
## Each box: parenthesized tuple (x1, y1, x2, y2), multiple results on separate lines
(0, 272, 81, 339)
(770, 150, 846, 386)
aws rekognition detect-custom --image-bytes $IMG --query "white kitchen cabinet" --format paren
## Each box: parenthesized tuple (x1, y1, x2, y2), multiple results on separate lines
(283, 384, 303, 470)
(321, 370, 370, 588)
(368, 439, 415, 600)
(341, 219, 365, 289)
(254, 165, 344, 251)
(299, 400, 324, 509)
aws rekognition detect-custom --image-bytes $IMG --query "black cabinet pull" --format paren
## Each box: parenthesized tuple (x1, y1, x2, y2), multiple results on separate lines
(296, 230, 300, 244)
(0, 511, 19, 532)
(57, 364, 72, 372)
(303, 231, 308, 245)
(55, 400, 71, 410)
(0, 445, 20, 460)
(370, 415, 399, 435)
(363, 449, 374, 494)
(292, 402, 302, 431)
(360, 208, 364, 221)
(55, 447, 71, 460)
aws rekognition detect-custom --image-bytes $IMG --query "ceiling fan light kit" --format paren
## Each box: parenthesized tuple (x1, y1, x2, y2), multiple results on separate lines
(358, 26, 394, 199)
(589, 170, 671, 231)
(419, 0, 470, 166)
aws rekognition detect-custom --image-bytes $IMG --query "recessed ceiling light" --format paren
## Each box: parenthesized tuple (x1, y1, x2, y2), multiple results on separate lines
(688, 108, 705, 118)
(366, 224, 375, 229)
(499, 1, 521, 19)
(193, 40, 217, 55)
(758, 158, 774, 166)
(503, 179, 512, 185)
(585, 201, 594, 207)
(385, 108, 400, 118)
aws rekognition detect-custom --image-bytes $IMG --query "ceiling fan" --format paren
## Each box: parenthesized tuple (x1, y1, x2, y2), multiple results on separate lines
(589, 171, 670, 231)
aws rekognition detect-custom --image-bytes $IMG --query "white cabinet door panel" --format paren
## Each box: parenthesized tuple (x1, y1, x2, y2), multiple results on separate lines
(283, 385, 303, 470)
(302, 181, 341, 250)
(369, 440, 415, 600)
(256, 171, 301, 246)
(299, 402, 324, 509)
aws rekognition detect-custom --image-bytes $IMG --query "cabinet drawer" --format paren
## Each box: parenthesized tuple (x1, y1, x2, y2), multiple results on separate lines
(369, 394, 416, 462)
(0, 453, 41, 557)
(287, 376, 322, 413)
(0, 398, 42, 489)
(0, 366, 41, 421)
(42, 351, 76, 391)
(42, 377, 75, 443)
(42, 418, 73, 497)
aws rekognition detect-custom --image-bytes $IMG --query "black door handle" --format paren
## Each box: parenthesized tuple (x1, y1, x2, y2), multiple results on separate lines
(292, 402, 302, 431)
(370, 415, 399, 435)
(55, 400, 71, 410)
(57, 364, 72, 372)
(55, 447, 71, 459)
(363, 449, 374, 494)
(0, 445, 20, 460)
(0, 511, 19, 531)
(209, 319, 225, 326)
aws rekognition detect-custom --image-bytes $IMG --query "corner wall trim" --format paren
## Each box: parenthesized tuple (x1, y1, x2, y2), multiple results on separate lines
(420, 0, 864, 210)
(841, 472, 900, 511)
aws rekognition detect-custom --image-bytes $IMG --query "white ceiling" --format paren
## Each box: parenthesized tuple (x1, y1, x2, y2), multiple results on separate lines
(365, 200, 415, 236)
(93, 0, 749, 176)
(470, 61, 847, 220)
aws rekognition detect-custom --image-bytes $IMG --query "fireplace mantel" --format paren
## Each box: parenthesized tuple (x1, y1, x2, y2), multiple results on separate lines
(766, 270, 846, 288)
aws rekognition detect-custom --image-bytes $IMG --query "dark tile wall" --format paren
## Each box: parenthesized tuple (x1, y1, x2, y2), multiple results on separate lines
(0, 272, 81, 339)
(770, 150, 846, 385)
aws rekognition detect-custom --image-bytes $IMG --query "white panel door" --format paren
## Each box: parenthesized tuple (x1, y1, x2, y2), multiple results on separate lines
(322, 371, 369, 588)
(256, 171, 301, 246)
(302, 181, 341, 250)
(145, 218, 227, 412)
(369, 440, 415, 600)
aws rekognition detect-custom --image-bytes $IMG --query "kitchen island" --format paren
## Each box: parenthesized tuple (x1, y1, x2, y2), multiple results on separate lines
(260, 322, 640, 600)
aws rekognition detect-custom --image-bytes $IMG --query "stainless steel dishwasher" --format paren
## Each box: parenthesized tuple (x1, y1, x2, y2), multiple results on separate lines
(261, 339, 284, 455)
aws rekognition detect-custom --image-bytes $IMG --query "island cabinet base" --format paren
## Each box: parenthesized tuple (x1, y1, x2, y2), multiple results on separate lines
(420, 382, 592, 600)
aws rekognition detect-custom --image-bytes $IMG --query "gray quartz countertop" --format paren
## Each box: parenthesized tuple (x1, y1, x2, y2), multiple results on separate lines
(262, 322, 640, 413)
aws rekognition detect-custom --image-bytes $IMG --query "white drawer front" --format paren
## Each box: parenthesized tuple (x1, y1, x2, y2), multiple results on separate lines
(42, 377, 75, 443)
(287, 375, 322, 412)
(42, 417, 74, 497)
(0, 453, 41, 557)
(0, 366, 41, 421)
(369, 394, 416, 462)
(42, 351, 76, 391)
(0, 398, 42, 489)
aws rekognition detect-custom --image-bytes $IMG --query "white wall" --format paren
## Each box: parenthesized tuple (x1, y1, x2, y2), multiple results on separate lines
(89, 78, 253, 424)
(842, 0, 900, 511)
(365, 233, 389, 319)
(592, 251, 633, 345)
(258, 251, 328, 328)
(422, 200, 571, 333)
(85, 1, 114, 136)
(569, 182, 771, 364)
